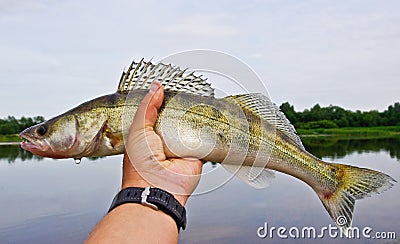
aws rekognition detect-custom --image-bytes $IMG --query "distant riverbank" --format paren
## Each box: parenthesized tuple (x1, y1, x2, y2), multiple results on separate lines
(0, 135, 20, 142)
(298, 126, 400, 139)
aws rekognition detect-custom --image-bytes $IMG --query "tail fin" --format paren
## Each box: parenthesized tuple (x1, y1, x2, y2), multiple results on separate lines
(318, 163, 396, 235)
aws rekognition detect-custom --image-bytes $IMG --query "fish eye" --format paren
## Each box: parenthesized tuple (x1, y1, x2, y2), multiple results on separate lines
(37, 124, 47, 136)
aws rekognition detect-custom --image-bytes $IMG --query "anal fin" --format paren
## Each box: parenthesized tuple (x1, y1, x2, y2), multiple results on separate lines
(222, 164, 275, 189)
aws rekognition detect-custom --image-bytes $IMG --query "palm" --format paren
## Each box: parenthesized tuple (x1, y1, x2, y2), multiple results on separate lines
(123, 83, 203, 205)
(125, 129, 202, 199)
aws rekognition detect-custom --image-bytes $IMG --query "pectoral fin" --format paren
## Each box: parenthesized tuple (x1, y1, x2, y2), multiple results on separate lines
(102, 123, 124, 149)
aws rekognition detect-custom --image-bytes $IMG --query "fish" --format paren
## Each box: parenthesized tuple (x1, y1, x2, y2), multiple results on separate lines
(20, 59, 396, 234)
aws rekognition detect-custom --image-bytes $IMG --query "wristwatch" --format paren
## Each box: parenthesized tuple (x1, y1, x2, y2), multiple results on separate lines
(108, 186, 187, 230)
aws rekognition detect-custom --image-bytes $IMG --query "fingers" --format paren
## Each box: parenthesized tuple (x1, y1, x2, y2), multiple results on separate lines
(184, 158, 204, 176)
(130, 82, 164, 133)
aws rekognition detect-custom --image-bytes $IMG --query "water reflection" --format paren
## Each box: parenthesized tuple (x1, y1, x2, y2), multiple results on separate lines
(0, 138, 399, 243)
(0, 145, 43, 163)
(302, 136, 400, 161)
(2, 137, 400, 163)
(0, 145, 105, 163)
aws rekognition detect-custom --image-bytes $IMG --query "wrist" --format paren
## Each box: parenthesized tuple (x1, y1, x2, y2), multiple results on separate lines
(109, 186, 187, 231)
(122, 155, 192, 206)
(121, 180, 189, 206)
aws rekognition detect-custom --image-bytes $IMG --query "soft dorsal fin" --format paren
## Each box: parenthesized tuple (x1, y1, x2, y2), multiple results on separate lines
(117, 59, 215, 97)
(224, 93, 304, 149)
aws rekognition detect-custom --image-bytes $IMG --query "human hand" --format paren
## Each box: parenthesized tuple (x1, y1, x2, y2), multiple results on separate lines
(122, 82, 203, 206)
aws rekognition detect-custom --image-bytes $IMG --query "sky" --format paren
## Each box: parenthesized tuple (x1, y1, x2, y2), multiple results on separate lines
(0, 0, 399, 119)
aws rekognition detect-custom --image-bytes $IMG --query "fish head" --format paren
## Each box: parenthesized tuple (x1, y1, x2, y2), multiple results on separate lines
(19, 94, 122, 159)
(20, 114, 79, 158)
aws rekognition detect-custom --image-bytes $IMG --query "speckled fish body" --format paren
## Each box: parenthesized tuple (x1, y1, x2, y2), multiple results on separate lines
(20, 59, 395, 235)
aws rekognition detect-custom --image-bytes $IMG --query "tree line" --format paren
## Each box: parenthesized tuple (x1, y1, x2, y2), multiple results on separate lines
(0, 116, 45, 135)
(279, 102, 400, 129)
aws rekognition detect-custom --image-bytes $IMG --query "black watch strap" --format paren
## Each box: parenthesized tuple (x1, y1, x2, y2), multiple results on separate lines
(108, 187, 187, 230)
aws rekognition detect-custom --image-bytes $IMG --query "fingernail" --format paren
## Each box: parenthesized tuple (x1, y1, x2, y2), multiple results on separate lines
(149, 82, 159, 94)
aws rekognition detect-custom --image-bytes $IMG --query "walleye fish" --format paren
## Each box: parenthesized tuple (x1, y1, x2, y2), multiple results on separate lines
(20, 59, 395, 234)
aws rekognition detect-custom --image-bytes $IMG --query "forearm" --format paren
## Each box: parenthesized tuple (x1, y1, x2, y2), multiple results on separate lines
(86, 203, 178, 243)
(86, 157, 192, 243)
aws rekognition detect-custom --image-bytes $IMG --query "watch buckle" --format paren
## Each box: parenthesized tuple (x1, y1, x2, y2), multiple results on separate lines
(141, 186, 158, 210)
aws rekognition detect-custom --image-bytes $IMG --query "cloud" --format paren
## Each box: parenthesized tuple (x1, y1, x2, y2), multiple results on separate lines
(0, 0, 46, 15)
(249, 53, 263, 58)
(0, 0, 399, 117)
(0, 46, 60, 75)
(163, 13, 238, 38)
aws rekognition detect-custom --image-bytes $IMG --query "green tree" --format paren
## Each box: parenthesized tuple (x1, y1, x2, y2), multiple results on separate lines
(280, 101, 399, 129)
(279, 102, 298, 124)
(385, 102, 400, 126)
(0, 116, 46, 135)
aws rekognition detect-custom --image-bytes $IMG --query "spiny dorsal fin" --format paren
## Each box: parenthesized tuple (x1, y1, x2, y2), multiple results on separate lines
(117, 59, 215, 97)
(224, 93, 304, 149)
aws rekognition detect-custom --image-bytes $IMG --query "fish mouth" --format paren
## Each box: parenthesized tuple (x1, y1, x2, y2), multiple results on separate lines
(20, 132, 69, 159)
(19, 132, 45, 151)
(20, 135, 38, 150)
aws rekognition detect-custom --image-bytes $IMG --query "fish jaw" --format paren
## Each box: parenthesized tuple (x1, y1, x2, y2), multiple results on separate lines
(20, 128, 50, 155)
(19, 127, 67, 159)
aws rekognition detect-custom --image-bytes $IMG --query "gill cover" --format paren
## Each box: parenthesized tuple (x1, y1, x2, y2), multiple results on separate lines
(46, 114, 78, 153)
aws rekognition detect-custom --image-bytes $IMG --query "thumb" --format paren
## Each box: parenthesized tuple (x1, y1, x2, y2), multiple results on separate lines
(130, 82, 164, 133)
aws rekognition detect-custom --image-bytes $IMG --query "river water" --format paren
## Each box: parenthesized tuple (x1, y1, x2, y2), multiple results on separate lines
(0, 138, 399, 243)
